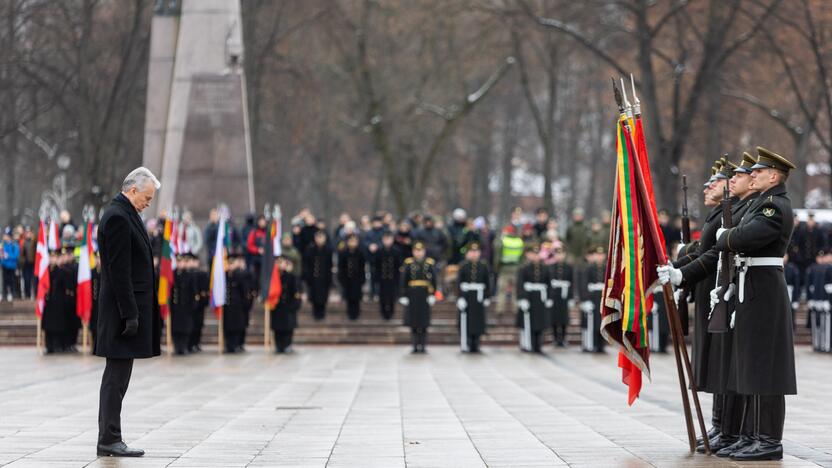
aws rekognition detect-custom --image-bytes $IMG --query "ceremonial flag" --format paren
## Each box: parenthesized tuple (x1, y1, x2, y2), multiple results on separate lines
(48, 219, 59, 250)
(260, 211, 282, 299)
(210, 215, 227, 317)
(157, 218, 175, 320)
(34, 220, 50, 318)
(265, 261, 282, 310)
(76, 222, 94, 324)
(601, 111, 666, 405)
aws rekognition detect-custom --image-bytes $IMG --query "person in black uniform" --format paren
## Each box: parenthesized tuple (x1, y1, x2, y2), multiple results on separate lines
(42, 250, 64, 353)
(375, 232, 402, 320)
(338, 234, 366, 320)
(399, 242, 436, 353)
(806, 250, 830, 352)
(547, 242, 573, 348)
(59, 246, 81, 352)
(90, 252, 101, 345)
(516, 244, 552, 353)
(658, 158, 728, 445)
(222, 253, 256, 353)
(783, 253, 800, 329)
(660, 155, 760, 452)
(188, 256, 209, 353)
(303, 230, 333, 321)
(712, 147, 797, 461)
(271, 256, 302, 353)
(170, 254, 195, 355)
(456, 241, 491, 353)
(578, 246, 606, 353)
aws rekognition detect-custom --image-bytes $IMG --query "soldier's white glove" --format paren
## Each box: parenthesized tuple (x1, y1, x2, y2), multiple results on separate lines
(579, 301, 594, 313)
(709, 287, 722, 311)
(673, 289, 682, 304)
(483, 298, 491, 307)
(456, 297, 467, 310)
(825, 284, 832, 294)
(568, 299, 576, 309)
(398, 297, 409, 306)
(517, 299, 530, 311)
(791, 302, 799, 311)
(545, 299, 554, 308)
(716, 227, 728, 241)
(657, 264, 683, 286)
(730, 312, 736, 329)
(723, 283, 736, 301)
(427, 295, 436, 306)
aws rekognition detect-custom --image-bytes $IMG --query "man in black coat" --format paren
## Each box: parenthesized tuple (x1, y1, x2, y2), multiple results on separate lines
(375, 231, 402, 320)
(94, 167, 162, 458)
(170, 254, 195, 355)
(271, 257, 302, 353)
(712, 147, 798, 461)
(516, 244, 553, 353)
(303, 230, 333, 320)
(400, 242, 437, 353)
(338, 235, 366, 320)
(456, 241, 491, 353)
(223, 253, 256, 353)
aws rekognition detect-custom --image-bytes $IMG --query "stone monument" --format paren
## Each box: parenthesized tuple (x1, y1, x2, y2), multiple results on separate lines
(142, 0, 254, 221)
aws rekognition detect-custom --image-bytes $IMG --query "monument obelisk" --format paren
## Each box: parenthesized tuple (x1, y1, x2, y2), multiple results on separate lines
(142, 0, 255, 221)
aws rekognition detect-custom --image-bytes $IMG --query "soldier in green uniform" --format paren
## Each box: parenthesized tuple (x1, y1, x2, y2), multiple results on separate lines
(712, 147, 797, 461)
(456, 241, 491, 353)
(399, 242, 437, 353)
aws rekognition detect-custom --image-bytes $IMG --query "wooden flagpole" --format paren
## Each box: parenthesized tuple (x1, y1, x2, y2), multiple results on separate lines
(36, 317, 43, 354)
(264, 304, 271, 352)
(166, 314, 173, 356)
(218, 309, 224, 354)
(82, 323, 90, 354)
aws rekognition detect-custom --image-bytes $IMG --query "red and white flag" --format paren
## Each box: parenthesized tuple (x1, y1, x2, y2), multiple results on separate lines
(35, 220, 51, 318)
(47, 219, 60, 251)
(76, 222, 94, 324)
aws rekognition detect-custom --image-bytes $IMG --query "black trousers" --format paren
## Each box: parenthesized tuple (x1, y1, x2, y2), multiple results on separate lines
(346, 299, 361, 320)
(22, 263, 34, 298)
(45, 332, 62, 353)
(741, 395, 785, 441)
(173, 332, 190, 354)
(274, 330, 294, 352)
(312, 302, 326, 320)
(188, 310, 204, 351)
(531, 331, 542, 353)
(411, 328, 428, 351)
(466, 335, 481, 352)
(716, 393, 744, 437)
(2, 268, 17, 297)
(98, 358, 134, 445)
(379, 296, 395, 320)
(224, 330, 244, 352)
(552, 325, 567, 346)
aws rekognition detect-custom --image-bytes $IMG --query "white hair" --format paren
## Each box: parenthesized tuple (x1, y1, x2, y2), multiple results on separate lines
(121, 167, 161, 192)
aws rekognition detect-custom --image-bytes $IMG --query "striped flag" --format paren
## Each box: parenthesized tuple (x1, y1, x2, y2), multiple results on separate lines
(47, 219, 60, 250)
(601, 113, 665, 405)
(157, 218, 175, 320)
(210, 215, 227, 317)
(76, 222, 94, 324)
(34, 220, 50, 318)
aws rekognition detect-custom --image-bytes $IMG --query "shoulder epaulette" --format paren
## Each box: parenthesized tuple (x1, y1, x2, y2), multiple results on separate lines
(425, 258, 435, 265)
(404, 258, 414, 264)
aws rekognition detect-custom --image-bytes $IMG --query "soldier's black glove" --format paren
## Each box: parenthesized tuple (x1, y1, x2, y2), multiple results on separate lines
(122, 318, 139, 337)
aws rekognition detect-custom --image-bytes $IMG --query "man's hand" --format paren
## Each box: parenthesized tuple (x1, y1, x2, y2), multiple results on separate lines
(545, 299, 554, 308)
(709, 287, 722, 311)
(398, 297, 409, 306)
(579, 301, 594, 313)
(517, 299, 530, 311)
(723, 283, 736, 301)
(657, 264, 683, 286)
(716, 227, 728, 241)
(456, 297, 467, 310)
(483, 298, 491, 307)
(427, 295, 436, 306)
(122, 318, 138, 337)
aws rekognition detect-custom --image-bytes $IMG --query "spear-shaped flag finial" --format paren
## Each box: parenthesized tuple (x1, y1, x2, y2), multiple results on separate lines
(630, 73, 641, 115)
(612, 78, 624, 113)
(620, 78, 632, 117)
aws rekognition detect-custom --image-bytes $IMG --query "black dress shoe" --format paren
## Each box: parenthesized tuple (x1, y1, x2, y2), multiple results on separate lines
(731, 439, 782, 461)
(697, 434, 738, 453)
(716, 436, 755, 457)
(97, 441, 145, 457)
(697, 427, 720, 446)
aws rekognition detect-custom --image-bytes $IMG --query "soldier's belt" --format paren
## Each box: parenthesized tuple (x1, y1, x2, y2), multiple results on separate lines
(587, 283, 604, 293)
(523, 282, 548, 304)
(733, 256, 783, 303)
(550, 279, 571, 299)
(408, 280, 432, 288)
(460, 282, 486, 302)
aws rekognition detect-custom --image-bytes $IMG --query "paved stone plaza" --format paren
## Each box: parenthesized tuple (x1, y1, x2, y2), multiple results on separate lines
(0, 345, 829, 468)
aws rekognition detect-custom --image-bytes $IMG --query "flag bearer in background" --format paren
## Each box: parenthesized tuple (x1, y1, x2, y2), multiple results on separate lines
(222, 253, 256, 353)
(188, 255, 210, 353)
(578, 246, 606, 353)
(270, 256, 302, 353)
(400, 242, 436, 353)
(456, 241, 491, 353)
(515, 244, 552, 353)
(42, 250, 64, 353)
(170, 254, 196, 355)
(59, 246, 81, 352)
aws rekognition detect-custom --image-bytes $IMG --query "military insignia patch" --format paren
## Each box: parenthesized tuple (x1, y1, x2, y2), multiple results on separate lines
(762, 208, 775, 217)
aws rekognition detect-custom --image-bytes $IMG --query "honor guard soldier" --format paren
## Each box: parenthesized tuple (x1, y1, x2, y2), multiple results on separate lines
(41, 250, 64, 353)
(712, 147, 798, 461)
(399, 242, 436, 353)
(223, 253, 256, 353)
(303, 230, 333, 321)
(546, 242, 573, 348)
(271, 256, 302, 353)
(456, 241, 491, 353)
(170, 254, 196, 355)
(658, 158, 730, 446)
(806, 250, 831, 352)
(188, 256, 210, 353)
(59, 246, 81, 351)
(375, 231, 402, 320)
(516, 244, 552, 353)
(337, 234, 366, 320)
(782, 254, 800, 329)
(578, 246, 606, 353)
